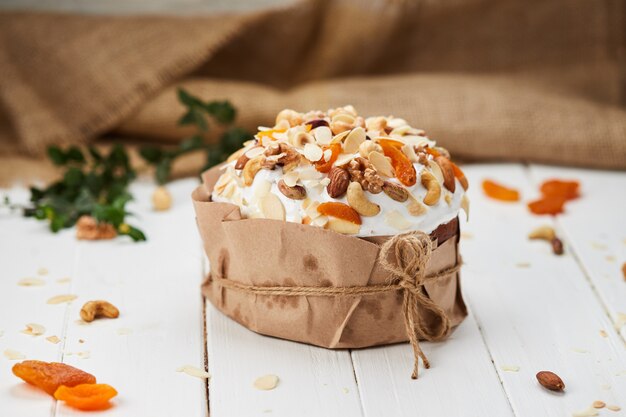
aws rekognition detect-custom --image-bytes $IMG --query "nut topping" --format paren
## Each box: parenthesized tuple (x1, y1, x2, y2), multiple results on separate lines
(347, 182, 380, 216)
(421, 170, 441, 206)
(536, 371, 565, 392)
(382, 181, 409, 202)
(278, 179, 306, 200)
(327, 166, 350, 198)
(435, 156, 456, 192)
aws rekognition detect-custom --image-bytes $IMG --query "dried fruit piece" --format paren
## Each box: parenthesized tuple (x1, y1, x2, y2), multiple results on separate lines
(278, 180, 306, 200)
(482, 180, 520, 202)
(314, 143, 341, 173)
(540, 179, 579, 200)
(12, 360, 96, 395)
(256, 128, 286, 145)
(54, 383, 117, 411)
(451, 162, 469, 190)
(80, 300, 120, 323)
(317, 202, 361, 225)
(382, 181, 409, 202)
(528, 196, 566, 215)
(347, 182, 380, 216)
(253, 375, 279, 391)
(327, 166, 350, 198)
(152, 186, 172, 211)
(536, 370, 565, 391)
(379, 141, 416, 186)
(421, 170, 441, 206)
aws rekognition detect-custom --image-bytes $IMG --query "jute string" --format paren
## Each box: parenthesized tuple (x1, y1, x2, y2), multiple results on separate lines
(211, 231, 461, 379)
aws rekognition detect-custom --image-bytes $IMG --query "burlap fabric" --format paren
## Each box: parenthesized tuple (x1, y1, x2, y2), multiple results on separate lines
(1, 0, 625, 182)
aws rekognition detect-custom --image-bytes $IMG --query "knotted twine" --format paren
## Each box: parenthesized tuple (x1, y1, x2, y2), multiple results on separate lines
(211, 231, 461, 379)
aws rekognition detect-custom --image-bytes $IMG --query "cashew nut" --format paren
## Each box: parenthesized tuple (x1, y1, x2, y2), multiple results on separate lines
(347, 182, 380, 216)
(421, 170, 441, 206)
(80, 300, 119, 323)
(243, 155, 265, 186)
(528, 225, 555, 241)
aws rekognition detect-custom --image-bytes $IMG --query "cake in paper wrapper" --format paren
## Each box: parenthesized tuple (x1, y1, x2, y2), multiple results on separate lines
(193, 106, 469, 351)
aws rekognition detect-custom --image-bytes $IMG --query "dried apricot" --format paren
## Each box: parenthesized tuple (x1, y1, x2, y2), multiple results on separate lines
(257, 128, 286, 145)
(528, 196, 567, 215)
(12, 360, 96, 395)
(314, 143, 341, 173)
(482, 180, 520, 202)
(54, 383, 117, 411)
(317, 202, 362, 225)
(379, 142, 417, 186)
(377, 139, 404, 149)
(424, 147, 441, 158)
(540, 179, 579, 200)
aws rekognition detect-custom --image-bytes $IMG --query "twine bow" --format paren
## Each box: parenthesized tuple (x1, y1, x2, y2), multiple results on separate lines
(210, 230, 460, 379)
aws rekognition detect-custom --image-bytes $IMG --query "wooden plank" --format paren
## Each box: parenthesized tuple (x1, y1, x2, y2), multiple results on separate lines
(51, 179, 208, 417)
(351, 313, 514, 417)
(528, 165, 626, 341)
(460, 164, 626, 416)
(206, 299, 363, 417)
(0, 187, 78, 417)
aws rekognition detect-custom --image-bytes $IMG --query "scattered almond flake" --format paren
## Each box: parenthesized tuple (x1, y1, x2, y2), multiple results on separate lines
(4, 349, 26, 360)
(461, 231, 474, 239)
(515, 262, 531, 268)
(599, 330, 608, 338)
(303, 143, 323, 162)
(334, 153, 354, 167)
(17, 277, 45, 287)
(444, 193, 452, 206)
(343, 127, 366, 153)
(21, 323, 46, 336)
(311, 215, 329, 228)
(590, 242, 607, 250)
(500, 365, 520, 372)
(77, 351, 90, 359)
(253, 374, 279, 390)
(259, 194, 286, 221)
(614, 312, 626, 330)
(368, 151, 394, 177)
(253, 180, 272, 201)
(322, 148, 332, 162)
(384, 210, 412, 230)
(401, 144, 419, 162)
(37, 268, 49, 276)
(56, 277, 71, 284)
(607, 405, 621, 412)
(330, 130, 350, 145)
(313, 126, 332, 145)
(305, 201, 321, 220)
(245, 147, 265, 159)
(572, 406, 599, 417)
(282, 171, 299, 188)
(47, 294, 77, 304)
(571, 347, 589, 354)
(46, 335, 61, 344)
(605, 255, 615, 262)
(428, 160, 445, 184)
(342, 387, 349, 394)
(176, 365, 211, 379)
(117, 328, 133, 335)
(592, 401, 606, 409)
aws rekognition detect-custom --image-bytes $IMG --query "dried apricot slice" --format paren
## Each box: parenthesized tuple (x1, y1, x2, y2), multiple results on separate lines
(540, 179, 579, 200)
(12, 360, 96, 395)
(379, 142, 417, 186)
(257, 128, 286, 145)
(528, 196, 567, 215)
(377, 139, 404, 149)
(54, 383, 117, 411)
(317, 202, 362, 225)
(482, 180, 520, 202)
(314, 143, 341, 173)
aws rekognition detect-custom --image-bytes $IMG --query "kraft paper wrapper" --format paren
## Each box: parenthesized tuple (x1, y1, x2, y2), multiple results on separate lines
(193, 165, 467, 349)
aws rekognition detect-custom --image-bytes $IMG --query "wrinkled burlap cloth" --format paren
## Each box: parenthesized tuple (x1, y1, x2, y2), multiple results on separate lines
(0, 0, 625, 184)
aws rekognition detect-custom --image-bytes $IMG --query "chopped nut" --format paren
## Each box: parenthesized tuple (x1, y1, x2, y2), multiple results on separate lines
(152, 186, 172, 211)
(501, 365, 520, 372)
(243, 155, 265, 186)
(80, 300, 119, 322)
(275, 109, 303, 127)
(434, 156, 456, 192)
(253, 374, 279, 390)
(359, 140, 382, 158)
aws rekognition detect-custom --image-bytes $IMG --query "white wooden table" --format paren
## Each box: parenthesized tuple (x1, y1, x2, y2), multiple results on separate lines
(1, 163, 625, 417)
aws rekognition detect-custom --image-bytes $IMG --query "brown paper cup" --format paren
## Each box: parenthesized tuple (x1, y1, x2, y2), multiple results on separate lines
(193, 165, 467, 349)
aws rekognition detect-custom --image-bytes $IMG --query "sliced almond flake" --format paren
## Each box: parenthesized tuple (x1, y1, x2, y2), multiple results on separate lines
(282, 171, 299, 187)
(18, 277, 45, 287)
(331, 113, 355, 124)
(22, 323, 45, 336)
(322, 148, 332, 162)
(253, 180, 272, 201)
(330, 130, 350, 145)
(266, 152, 286, 163)
(401, 144, 419, 162)
(56, 277, 71, 284)
(390, 125, 411, 136)
(46, 335, 61, 344)
(77, 351, 91, 359)
(298, 167, 324, 181)
(500, 365, 520, 372)
(385, 210, 412, 230)
(311, 215, 329, 228)
(326, 218, 359, 234)
(614, 312, 626, 330)
(342, 387, 349, 394)
(177, 365, 211, 379)
(305, 201, 322, 220)
(47, 294, 77, 305)
(515, 262, 531, 268)
(599, 330, 608, 337)
(3, 349, 25, 360)
(607, 405, 621, 412)
(37, 267, 49, 276)
(245, 146, 265, 159)
(444, 193, 452, 206)
(313, 126, 332, 145)
(117, 328, 133, 335)
(428, 160, 445, 184)
(407, 193, 427, 217)
(302, 197, 312, 210)
(461, 194, 470, 221)
(387, 117, 408, 129)
(303, 143, 323, 162)
(592, 401, 606, 409)
(343, 127, 366, 153)
(259, 194, 286, 221)
(272, 132, 288, 141)
(572, 406, 599, 417)
(221, 181, 236, 199)
(320, 178, 331, 187)
(254, 374, 279, 390)
(334, 153, 355, 167)
(368, 151, 394, 178)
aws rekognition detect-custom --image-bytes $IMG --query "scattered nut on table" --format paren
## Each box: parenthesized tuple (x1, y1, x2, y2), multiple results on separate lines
(528, 225, 564, 255)
(536, 370, 565, 392)
(80, 300, 120, 322)
(152, 186, 173, 211)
